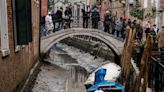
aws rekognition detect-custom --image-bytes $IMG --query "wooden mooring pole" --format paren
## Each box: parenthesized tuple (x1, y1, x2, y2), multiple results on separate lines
(121, 28, 136, 90)
(134, 34, 153, 92)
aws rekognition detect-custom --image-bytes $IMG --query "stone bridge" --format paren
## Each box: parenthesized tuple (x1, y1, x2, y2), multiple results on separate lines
(41, 28, 124, 61)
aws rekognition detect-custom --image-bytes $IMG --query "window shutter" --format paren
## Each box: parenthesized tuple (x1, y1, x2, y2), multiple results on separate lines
(15, 0, 32, 45)
(26, 0, 32, 42)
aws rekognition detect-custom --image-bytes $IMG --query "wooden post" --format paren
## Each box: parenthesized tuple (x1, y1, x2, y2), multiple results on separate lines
(124, 29, 136, 77)
(121, 27, 131, 68)
(121, 28, 136, 89)
(134, 34, 153, 92)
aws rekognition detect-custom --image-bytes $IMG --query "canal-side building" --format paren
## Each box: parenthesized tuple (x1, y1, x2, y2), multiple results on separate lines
(125, 0, 164, 28)
(109, 0, 126, 18)
(97, 0, 126, 20)
(0, 0, 40, 92)
(156, 0, 164, 28)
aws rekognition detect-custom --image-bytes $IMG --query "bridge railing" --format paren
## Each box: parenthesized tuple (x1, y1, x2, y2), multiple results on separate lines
(148, 57, 164, 92)
(40, 16, 104, 37)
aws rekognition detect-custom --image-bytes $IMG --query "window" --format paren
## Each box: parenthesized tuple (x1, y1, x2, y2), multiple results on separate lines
(0, 0, 10, 56)
(13, 0, 32, 46)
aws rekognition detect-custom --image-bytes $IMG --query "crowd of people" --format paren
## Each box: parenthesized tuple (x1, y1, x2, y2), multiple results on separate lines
(41, 6, 164, 63)
(80, 7, 143, 40)
(41, 6, 72, 35)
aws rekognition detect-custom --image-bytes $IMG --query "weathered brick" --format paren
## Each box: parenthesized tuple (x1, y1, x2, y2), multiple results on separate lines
(0, 0, 40, 92)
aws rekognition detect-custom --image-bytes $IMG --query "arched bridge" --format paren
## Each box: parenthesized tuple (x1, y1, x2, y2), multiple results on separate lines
(41, 28, 124, 59)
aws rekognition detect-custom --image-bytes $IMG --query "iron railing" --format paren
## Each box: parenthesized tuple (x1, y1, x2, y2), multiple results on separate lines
(149, 57, 164, 92)
(40, 16, 104, 37)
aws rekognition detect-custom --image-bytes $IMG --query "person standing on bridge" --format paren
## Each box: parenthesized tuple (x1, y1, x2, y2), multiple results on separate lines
(45, 12, 54, 35)
(91, 7, 100, 29)
(115, 17, 123, 37)
(82, 6, 90, 28)
(103, 11, 112, 33)
(145, 21, 151, 38)
(56, 7, 63, 31)
(126, 19, 132, 28)
(64, 6, 72, 28)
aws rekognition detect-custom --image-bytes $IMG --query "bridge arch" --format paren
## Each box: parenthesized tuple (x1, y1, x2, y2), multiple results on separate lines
(41, 28, 124, 64)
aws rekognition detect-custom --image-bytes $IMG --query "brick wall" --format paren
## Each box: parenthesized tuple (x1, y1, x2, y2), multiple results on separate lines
(41, 0, 48, 16)
(0, 0, 40, 92)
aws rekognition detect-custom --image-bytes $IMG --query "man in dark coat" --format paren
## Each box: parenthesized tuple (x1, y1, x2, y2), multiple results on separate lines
(64, 6, 72, 28)
(91, 8, 100, 29)
(52, 13, 58, 32)
(82, 8, 90, 28)
(127, 19, 132, 27)
(121, 19, 126, 38)
(104, 11, 112, 33)
(55, 7, 63, 30)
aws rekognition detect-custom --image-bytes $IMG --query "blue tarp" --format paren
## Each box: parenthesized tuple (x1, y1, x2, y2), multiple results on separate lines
(95, 68, 107, 84)
(87, 68, 124, 92)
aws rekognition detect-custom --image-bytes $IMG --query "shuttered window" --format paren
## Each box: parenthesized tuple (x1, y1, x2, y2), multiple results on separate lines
(13, 0, 32, 45)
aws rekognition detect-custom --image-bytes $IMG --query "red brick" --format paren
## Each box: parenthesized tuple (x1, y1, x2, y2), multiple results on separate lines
(0, 0, 40, 92)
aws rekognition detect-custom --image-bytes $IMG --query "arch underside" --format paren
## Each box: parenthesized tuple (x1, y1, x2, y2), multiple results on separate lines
(41, 28, 123, 64)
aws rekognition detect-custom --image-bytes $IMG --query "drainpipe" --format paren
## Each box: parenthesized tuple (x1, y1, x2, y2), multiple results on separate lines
(39, 0, 41, 57)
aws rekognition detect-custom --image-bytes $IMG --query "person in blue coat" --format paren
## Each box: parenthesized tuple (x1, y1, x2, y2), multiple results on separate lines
(91, 8, 100, 29)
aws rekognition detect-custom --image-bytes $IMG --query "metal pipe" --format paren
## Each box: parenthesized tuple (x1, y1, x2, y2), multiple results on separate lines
(39, 0, 41, 56)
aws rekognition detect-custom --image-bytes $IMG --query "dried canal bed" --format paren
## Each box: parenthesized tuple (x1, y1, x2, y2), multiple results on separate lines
(32, 43, 113, 92)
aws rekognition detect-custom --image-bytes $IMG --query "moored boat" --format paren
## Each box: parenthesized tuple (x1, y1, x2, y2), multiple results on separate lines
(85, 63, 124, 92)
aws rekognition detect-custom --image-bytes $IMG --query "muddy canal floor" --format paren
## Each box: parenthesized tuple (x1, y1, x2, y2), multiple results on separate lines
(24, 43, 112, 92)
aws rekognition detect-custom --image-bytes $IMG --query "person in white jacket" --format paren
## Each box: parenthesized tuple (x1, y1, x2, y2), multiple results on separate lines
(45, 12, 54, 35)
